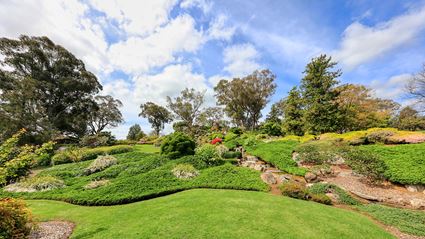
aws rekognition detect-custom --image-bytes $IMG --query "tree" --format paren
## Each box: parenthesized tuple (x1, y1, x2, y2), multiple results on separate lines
(166, 88, 205, 134)
(282, 87, 305, 136)
(139, 102, 173, 136)
(300, 54, 342, 134)
(393, 106, 425, 131)
(407, 64, 425, 111)
(266, 100, 284, 123)
(127, 124, 144, 141)
(335, 84, 400, 131)
(0, 35, 102, 143)
(87, 95, 123, 134)
(196, 107, 225, 128)
(214, 69, 277, 130)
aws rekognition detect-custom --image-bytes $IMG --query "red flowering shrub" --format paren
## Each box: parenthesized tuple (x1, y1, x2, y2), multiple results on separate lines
(211, 138, 223, 145)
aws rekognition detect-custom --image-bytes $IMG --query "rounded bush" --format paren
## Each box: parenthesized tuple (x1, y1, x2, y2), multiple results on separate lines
(160, 132, 196, 159)
(84, 155, 118, 175)
(261, 122, 283, 136)
(0, 198, 33, 239)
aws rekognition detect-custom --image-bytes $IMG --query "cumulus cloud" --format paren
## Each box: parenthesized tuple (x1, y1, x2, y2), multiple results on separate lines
(108, 14, 204, 74)
(223, 43, 261, 77)
(180, 0, 212, 14)
(207, 14, 235, 41)
(0, 0, 111, 76)
(370, 73, 412, 100)
(334, 5, 425, 69)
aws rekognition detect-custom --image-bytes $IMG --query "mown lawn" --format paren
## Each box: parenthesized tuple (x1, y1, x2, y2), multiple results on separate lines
(1, 151, 268, 205)
(360, 143, 425, 185)
(28, 189, 394, 239)
(133, 144, 160, 153)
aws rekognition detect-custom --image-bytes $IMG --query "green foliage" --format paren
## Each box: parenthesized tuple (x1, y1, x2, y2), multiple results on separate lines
(5, 176, 64, 192)
(295, 140, 346, 165)
(161, 132, 196, 159)
(51, 145, 133, 165)
(0, 198, 33, 239)
(245, 140, 306, 176)
(282, 87, 305, 136)
(309, 183, 360, 205)
(360, 143, 425, 184)
(222, 151, 242, 159)
(280, 181, 331, 205)
(0, 35, 103, 143)
(260, 122, 283, 136)
(344, 148, 387, 182)
(80, 132, 116, 148)
(224, 132, 238, 141)
(0, 151, 267, 205)
(228, 127, 243, 135)
(300, 54, 343, 134)
(210, 132, 224, 140)
(115, 139, 138, 145)
(139, 102, 173, 136)
(195, 144, 221, 165)
(359, 204, 425, 236)
(84, 155, 117, 175)
(127, 124, 144, 141)
(0, 130, 55, 185)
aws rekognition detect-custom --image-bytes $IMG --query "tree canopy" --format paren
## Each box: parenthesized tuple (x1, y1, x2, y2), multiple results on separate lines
(139, 102, 173, 136)
(88, 95, 124, 135)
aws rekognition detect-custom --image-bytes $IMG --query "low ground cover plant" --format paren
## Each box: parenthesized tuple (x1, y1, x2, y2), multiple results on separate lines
(0, 198, 33, 239)
(294, 140, 345, 165)
(245, 140, 306, 176)
(279, 181, 331, 205)
(344, 148, 387, 183)
(172, 164, 199, 179)
(51, 145, 133, 165)
(308, 183, 360, 205)
(84, 155, 117, 175)
(359, 143, 425, 185)
(5, 176, 65, 193)
(0, 151, 268, 205)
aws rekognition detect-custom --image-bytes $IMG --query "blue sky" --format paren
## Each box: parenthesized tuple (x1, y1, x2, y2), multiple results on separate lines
(1, 0, 425, 138)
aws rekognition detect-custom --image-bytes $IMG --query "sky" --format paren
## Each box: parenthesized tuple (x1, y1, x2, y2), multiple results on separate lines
(1, 0, 425, 138)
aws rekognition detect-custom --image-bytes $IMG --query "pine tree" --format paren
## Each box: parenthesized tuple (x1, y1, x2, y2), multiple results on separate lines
(282, 87, 304, 136)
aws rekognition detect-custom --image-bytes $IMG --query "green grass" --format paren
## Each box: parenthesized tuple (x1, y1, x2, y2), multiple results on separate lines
(359, 204, 425, 236)
(245, 140, 307, 176)
(133, 144, 160, 153)
(1, 152, 268, 205)
(360, 143, 425, 184)
(27, 189, 394, 239)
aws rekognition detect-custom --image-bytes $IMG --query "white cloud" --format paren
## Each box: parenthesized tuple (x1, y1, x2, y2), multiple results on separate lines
(180, 0, 212, 14)
(207, 14, 235, 41)
(108, 14, 204, 74)
(88, 0, 178, 36)
(223, 43, 261, 77)
(334, 6, 425, 69)
(370, 73, 412, 99)
(0, 0, 111, 77)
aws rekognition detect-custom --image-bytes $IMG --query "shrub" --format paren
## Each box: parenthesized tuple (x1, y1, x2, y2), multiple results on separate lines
(84, 155, 117, 175)
(366, 130, 395, 144)
(261, 122, 283, 136)
(255, 134, 269, 140)
(210, 132, 224, 140)
(309, 183, 360, 205)
(228, 127, 243, 135)
(34, 141, 56, 166)
(114, 139, 137, 145)
(0, 198, 33, 239)
(195, 144, 220, 165)
(280, 181, 309, 199)
(84, 179, 110, 189)
(344, 148, 387, 182)
(224, 132, 238, 142)
(51, 145, 133, 165)
(215, 144, 229, 158)
(160, 132, 196, 159)
(309, 193, 332, 205)
(0, 129, 55, 185)
(172, 164, 199, 179)
(5, 176, 64, 192)
(222, 151, 242, 159)
(294, 140, 344, 165)
(243, 135, 258, 147)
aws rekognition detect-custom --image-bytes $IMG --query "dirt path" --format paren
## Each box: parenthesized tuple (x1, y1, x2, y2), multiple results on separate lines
(323, 166, 425, 209)
(29, 221, 74, 239)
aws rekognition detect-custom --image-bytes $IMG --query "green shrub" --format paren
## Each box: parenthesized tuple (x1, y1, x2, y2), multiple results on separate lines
(294, 140, 345, 165)
(51, 145, 133, 165)
(84, 155, 117, 175)
(222, 151, 242, 159)
(309, 193, 332, 205)
(255, 133, 269, 140)
(215, 145, 229, 158)
(114, 139, 138, 145)
(160, 132, 195, 159)
(280, 181, 309, 199)
(172, 164, 199, 179)
(84, 179, 110, 189)
(0, 198, 33, 239)
(80, 132, 116, 148)
(228, 127, 243, 135)
(0, 129, 55, 185)
(5, 176, 64, 192)
(261, 122, 283, 136)
(345, 148, 387, 182)
(224, 132, 238, 142)
(365, 130, 395, 144)
(195, 144, 221, 166)
(210, 132, 224, 140)
(309, 183, 360, 205)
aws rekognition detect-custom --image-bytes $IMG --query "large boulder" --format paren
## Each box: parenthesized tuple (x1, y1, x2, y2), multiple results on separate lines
(405, 184, 425, 193)
(261, 172, 277, 184)
(304, 172, 318, 183)
(410, 199, 425, 209)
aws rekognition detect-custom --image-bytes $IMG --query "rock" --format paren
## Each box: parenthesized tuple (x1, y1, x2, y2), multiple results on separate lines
(254, 164, 267, 172)
(304, 172, 318, 183)
(405, 184, 425, 193)
(306, 183, 314, 188)
(331, 155, 345, 165)
(246, 155, 258, 162)
(326, 192, 340, 203)
(350, 191, 381, 201)
(261, 172, 277, 184)
(279, 175, 289, 183)
(410, 199, 425, 209)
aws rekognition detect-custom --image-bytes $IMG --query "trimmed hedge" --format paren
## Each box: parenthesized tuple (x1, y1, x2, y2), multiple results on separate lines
(51, 145, 133, 165)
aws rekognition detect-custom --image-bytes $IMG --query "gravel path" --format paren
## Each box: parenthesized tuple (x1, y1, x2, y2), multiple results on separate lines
(29, 221, 74, 239)
(323, 166, 425, 209)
